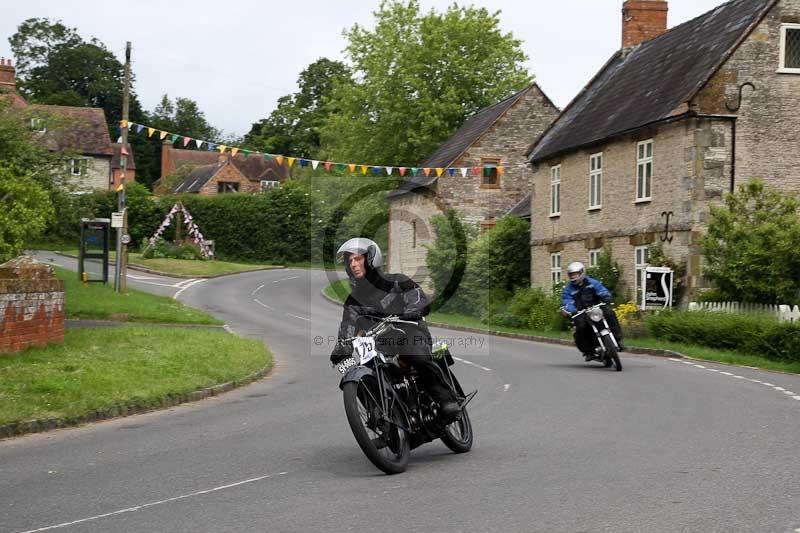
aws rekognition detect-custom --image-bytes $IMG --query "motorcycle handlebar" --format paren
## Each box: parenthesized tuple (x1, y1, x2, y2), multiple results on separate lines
(564, 302, 606, 319)
(341, 315, 419, 343)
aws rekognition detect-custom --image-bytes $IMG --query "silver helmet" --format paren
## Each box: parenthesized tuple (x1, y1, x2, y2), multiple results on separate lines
(336, 237, 383, 270)
(566, 261, 586, 283)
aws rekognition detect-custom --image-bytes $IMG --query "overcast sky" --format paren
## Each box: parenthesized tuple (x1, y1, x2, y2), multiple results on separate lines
(2, 0, 726, 138)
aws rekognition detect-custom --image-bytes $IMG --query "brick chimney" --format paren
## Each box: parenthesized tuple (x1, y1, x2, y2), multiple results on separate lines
(161, 140, 174, 181)
(0, 58, 16, 89)
(622, 0, 668, 50)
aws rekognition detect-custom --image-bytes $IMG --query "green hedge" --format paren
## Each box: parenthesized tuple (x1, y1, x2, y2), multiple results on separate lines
(646, 311, 800, 363)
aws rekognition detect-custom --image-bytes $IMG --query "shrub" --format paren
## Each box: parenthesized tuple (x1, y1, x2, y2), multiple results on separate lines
(140, 237, 204, 260)
(586, 247, 623, 299)
(646, 310, 800, 362)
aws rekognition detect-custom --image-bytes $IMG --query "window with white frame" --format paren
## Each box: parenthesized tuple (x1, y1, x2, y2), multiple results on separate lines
(635, 245, 650, 305)
(636, 140, 653, 201)
(780, 24, 800, 73)
(260, 180, 279, 191)
(589, 153, 602, 209)
(589, 249, 602, 268)
(30, 118, 46, 133)
(69, 158, 86, 176)
(550, 252, 562, 285)
(550, 165, 561, 216)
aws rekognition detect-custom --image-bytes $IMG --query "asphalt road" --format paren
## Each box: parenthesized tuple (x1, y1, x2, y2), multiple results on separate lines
(2, 256, 799, 532)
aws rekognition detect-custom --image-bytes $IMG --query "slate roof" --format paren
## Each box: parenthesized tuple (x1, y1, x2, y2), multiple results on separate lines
(31, 105, 113, 157)
(506, 192, 531, 219)
(173, 162, 225, 193)
(167, 147, 288, 182)
(386, 175, 438, 199)
(421, 84, 543, 169)
(528, 0, 776, 163)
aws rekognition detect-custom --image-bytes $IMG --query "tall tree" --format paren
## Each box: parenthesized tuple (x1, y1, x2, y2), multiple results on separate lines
(150, 94, 220, 140)
(320, 1, 532, 166)
(245, 58, 351, 158)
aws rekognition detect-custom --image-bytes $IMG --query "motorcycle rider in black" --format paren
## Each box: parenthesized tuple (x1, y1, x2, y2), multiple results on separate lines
(329, 238, 461, 420)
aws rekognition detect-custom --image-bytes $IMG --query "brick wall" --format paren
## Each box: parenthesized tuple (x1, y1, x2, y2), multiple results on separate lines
(198, 163, 255, 195)
(622, 0, 669, 49)
(0, 256, 65, 354)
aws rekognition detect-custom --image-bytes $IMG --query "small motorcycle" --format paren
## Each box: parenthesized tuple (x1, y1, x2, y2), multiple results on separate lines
(567, 302, 622, 371)
(334, 315, 477, 474)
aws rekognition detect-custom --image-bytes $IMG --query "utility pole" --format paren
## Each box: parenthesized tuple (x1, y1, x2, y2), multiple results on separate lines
(115, 41, 131, 293)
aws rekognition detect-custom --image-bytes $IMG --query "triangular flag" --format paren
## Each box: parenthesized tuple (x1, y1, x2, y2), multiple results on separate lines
(116, 136, 123, 143)
(448, 168, 455, 177)
(159, 130, 168, 140)
(243, 150, 250, 159)
(299, 159, 308, 167)
(120, 119, 128, 128)
(311, 160, 319, 170)
(116, 183, 125, 192)
(121, 147, 129, 156)
(207, 142, 217, 151)
(324, 162, 332, 171)
(372, 166, 382, 176)
(361, 165, 368, 175)
(435, 168, 444, 177)
(217, 145, 227, 153)
(195, 139, 203, 149)
(386, 167, 393, 176)
(170, 133, 179, 143)
(335, 163, 345, 172)
(423, 168, 431, 177)
(460, 168, 468, 178)
(287, 157, 296, 168)
(147, 127, 155, 138)
(348, 164, 356, 173)
(136, 124, 144, 134)
(263, 153, 272, 161)
(410, 167, 418, 176)
(497, 166, 504, 176)
(183, 136, 191, 147)
(231, 147, 239, 157)
(399, 167, 407, 177)
(472, 167, 481, 176)
(275, 155, 284, 166)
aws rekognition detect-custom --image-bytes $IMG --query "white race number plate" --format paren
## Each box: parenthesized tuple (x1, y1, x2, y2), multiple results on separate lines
(352, 336, 378, 365)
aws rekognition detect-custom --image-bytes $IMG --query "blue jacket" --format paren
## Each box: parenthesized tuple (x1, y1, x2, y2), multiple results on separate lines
(561, 276, 611, 314)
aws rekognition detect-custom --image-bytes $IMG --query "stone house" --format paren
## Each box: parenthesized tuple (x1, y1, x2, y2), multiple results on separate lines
(0, 58, 132, 192)
(387, 83, 559, 287)
(159, 143, 288, 195)
(526, 0, 800, 305)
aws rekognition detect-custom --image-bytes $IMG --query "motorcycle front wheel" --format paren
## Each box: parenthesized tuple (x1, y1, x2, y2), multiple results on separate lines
(602, 336, 622, 371)
(440, 406, 473, 453)
(343, 378, 409, 474)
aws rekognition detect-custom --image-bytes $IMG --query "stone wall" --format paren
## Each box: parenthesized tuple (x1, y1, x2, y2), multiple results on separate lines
(694, 0, 800, 195)
(0, 256, 65, 354)
(437, 84, 559, 225)
(387, 190, 441, 291)
(65, 156, 112, 191)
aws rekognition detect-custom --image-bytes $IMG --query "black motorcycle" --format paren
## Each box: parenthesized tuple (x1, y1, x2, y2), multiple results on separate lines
(567, 302, 623, 371)
(334, 315, 477, 474)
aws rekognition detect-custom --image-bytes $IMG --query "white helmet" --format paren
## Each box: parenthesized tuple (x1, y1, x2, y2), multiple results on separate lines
(336, 238, 383, 270)
(567, 261, 586, 283)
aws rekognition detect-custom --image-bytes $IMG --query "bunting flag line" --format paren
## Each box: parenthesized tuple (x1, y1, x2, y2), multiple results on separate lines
(123, 119, 528, 179)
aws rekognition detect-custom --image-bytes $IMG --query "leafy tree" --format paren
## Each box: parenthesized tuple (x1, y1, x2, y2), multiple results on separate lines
(701, 178, 800, 305)
(321, 1, 531, 165)
(245, 58, 351, 158)
(0, 165, 52, 262)
(150, 94, 220, 140)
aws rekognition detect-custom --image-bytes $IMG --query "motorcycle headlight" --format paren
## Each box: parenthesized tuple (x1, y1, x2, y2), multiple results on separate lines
(587, 307, 604, 321)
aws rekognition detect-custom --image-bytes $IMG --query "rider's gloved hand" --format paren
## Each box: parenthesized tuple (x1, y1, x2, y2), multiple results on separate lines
(398, 311, 422, 321)
(330, 341, 352, 364)
(601, 295, 613, 304)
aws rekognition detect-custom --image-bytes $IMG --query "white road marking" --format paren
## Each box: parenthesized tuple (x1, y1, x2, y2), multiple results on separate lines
(253, 298, 275, 311)
(173, 279, 205, 299)
(774, 386, 786, 391)
(668, 358, 683, 362)
(272, 276, 300, 283)
(453, 356, 492, 372)
(720, 371, 734, 376)
(748, 379, 762, 383)
(286, 313, 311, 322)
(173, 278, 198, 288)
(669, 360, 799, 405)
(793, 396, 800, 401)
(250, 284, 265, 296)
(18, 472, 289, 533)
(128, 279, 182, 289)
(504, 384, 511, 392)
(783, 391, 795, 395)
(707, 368, 720, 372)
(763, 383, 775, 387)
(126, 274, 161, 280)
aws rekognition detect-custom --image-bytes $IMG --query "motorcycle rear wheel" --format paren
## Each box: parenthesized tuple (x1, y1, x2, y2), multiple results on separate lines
(343, 379, 409, 474)
(602, 336, 622, 371)
(440, 406, 473, 453)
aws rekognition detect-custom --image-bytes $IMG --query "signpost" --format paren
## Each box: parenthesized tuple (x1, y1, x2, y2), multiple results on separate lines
(642, 266, 674, 309)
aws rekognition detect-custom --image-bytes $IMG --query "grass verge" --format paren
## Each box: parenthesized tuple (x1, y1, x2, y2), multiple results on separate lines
(0, 326, 271, 425)
(321, 281, 800, 374)
(57, 249, 281, 277)
(56, 267, 222, 325)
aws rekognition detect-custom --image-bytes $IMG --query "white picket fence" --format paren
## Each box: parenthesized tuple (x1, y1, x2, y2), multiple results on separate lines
(688, 301, 800, 323)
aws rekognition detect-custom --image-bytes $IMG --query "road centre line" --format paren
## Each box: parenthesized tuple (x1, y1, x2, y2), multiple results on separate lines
(272, 276, 300, 283)
(126, 274, 161, 280)
(250, 284, 265, 296)
(253, 298, 275, 311)
(173, 279, 205, 300)
(286, 313, 311, 322)
(17, 472, 289, 533)
(453, 356, 492, 372)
